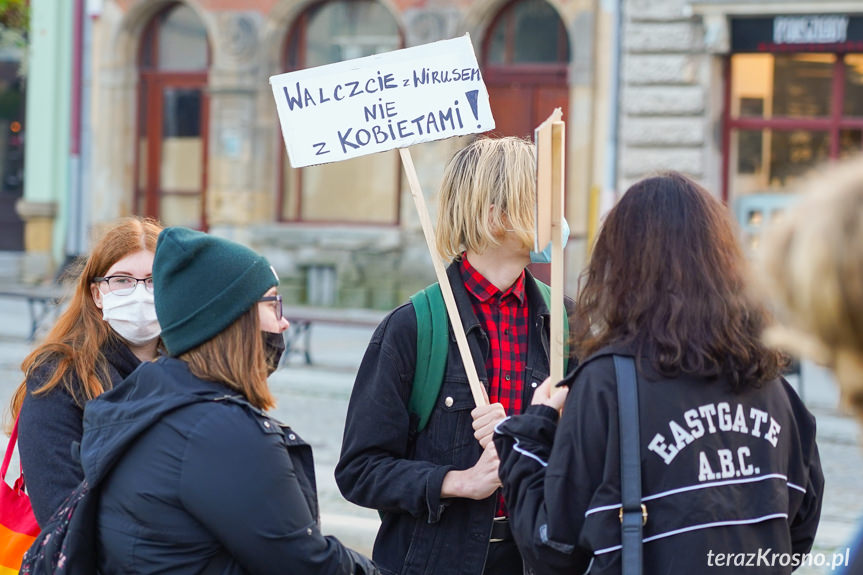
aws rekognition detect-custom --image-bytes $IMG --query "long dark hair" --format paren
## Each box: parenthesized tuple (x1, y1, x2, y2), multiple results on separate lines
(573, 172, 784, 388)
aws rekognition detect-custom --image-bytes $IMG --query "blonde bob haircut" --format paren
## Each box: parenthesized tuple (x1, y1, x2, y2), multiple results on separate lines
(435, 136, 536, 261)
(758, 157, 863, 421)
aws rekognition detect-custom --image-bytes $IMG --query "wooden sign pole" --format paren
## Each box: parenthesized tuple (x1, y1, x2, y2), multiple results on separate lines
(549, 121, 566, 382)
(399, 148, 487, 407)
(535, 109, 566, 382)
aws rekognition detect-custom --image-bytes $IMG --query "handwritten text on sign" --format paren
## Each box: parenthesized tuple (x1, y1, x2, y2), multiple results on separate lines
(269, 35, 495, 168)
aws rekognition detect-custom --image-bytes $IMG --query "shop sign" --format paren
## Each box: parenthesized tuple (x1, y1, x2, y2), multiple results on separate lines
(732, 14, 863, 52)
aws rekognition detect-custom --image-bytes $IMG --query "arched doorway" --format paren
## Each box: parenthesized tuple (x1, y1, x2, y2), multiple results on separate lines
(136, 3, 210, 229)
(280, 0, 402, 224)
(482, 0, 570, 139)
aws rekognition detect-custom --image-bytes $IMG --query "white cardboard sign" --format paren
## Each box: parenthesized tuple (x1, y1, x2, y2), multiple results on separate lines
(270, 34, 495, 168)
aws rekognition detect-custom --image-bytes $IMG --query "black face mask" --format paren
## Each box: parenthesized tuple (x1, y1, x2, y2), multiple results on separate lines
(263, 331, 286, 375)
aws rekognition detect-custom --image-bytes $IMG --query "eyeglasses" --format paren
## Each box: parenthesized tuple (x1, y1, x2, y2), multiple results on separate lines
(93, 275, 154, 296)
(258, 295, 283, 321)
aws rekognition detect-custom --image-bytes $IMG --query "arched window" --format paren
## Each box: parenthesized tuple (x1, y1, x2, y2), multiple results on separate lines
(482, 0, 570, 138)
(280, 0, 402, 224)
(136, 3, 210, 229)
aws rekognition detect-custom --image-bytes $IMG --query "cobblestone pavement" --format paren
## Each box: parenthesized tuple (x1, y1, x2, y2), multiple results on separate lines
(1, 295, 861, 572)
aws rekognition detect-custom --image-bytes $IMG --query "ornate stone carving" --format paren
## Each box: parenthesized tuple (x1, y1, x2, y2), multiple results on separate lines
(403, 8, 461, 47)
(221, 13, 258, 63)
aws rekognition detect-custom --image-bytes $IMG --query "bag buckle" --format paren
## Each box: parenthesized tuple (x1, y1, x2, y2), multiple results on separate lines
(619, 504, 648, 526)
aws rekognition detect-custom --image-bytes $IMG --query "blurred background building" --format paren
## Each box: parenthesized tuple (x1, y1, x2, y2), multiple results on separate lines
(2, 0, 862, 309)
(0, 0, 26, 262)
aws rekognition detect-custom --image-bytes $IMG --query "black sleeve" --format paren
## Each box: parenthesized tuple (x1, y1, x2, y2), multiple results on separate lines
(17, 364, 85, 526)
(495, 359, 617, 573)
(335, 308, 454, 522)
(178, 407, 377, 575)
(789, 411, 825, 555)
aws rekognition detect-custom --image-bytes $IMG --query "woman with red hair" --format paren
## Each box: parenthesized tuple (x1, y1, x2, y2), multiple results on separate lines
(9, 217, 163, 525)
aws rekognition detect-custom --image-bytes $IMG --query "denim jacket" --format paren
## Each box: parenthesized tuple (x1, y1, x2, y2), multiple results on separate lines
(335, 263, 560, 575)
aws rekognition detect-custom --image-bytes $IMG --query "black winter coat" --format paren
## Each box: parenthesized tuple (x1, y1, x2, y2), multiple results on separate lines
(19, 337, 140, 525)
(335, 263, 562, 575)
(80, 356, 378, 575)
(494, 345, 824, 575)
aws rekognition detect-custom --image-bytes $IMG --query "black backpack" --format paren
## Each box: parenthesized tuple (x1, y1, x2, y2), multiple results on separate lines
(19, 476, 99, 574)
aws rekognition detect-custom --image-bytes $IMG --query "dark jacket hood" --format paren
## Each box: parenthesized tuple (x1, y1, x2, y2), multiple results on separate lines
(80, 356, 239, 485)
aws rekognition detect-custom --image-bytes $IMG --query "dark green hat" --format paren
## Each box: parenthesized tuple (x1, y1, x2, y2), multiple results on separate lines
(154, 227, 278, 356)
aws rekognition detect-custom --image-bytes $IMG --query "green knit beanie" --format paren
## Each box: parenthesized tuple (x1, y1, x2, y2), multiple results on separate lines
(154, 227, 278, 356)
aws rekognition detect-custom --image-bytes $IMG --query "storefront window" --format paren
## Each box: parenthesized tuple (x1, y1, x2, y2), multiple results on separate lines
(843, 54, 863, 116)
(281, 0, 402, 224)
(730, 53, 834, 118)
(840, 128, 863, 158)
(726, 49, 863, 201)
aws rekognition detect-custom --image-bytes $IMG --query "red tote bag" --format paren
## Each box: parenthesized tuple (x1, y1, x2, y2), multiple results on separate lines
(0, 417, 39, 573)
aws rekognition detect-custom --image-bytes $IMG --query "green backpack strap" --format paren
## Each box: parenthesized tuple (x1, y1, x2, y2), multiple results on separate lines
(409, 283, 448, 433)
(409, 279, 570, 435)
(534, 279, 570, 374)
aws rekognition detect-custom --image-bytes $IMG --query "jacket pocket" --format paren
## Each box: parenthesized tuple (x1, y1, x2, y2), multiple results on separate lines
(402, 515, 442, 575)
(426, 381, 477, 465)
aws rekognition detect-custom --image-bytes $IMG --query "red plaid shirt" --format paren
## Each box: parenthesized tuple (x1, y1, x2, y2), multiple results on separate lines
(460, 256, 530, 518)
(459, 256, 529, 416)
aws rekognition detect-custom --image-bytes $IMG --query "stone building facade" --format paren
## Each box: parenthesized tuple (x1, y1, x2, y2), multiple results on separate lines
(13, 0, 861, 306)
(73, 0, 610, 309)
(619, 0, 863, 253)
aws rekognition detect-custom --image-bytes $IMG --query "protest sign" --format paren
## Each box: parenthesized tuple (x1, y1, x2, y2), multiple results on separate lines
(535, 109, 566, 382)
(270, 34, 495, 168)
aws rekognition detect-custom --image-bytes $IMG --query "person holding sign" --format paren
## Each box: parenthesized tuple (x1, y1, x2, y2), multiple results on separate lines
(493, 172, 824, 574)
(336, 137, 572, 575)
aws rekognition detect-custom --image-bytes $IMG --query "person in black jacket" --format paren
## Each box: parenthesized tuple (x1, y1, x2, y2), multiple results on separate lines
(758, 159, 863, 575)
(80, 227, 378, 575)
(494, 172, 824, 574)
(336, 137, 570, 575)
(9, 217, 163, 525)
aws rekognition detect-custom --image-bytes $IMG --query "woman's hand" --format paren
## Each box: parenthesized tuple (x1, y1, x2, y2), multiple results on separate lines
(530, 377, 569, 412)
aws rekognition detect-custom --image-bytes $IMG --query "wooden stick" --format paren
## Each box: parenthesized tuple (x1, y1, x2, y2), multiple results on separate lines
(534, 109, 562, 251)
(549, 121, 566, 382)
(399, 147, 487, 407)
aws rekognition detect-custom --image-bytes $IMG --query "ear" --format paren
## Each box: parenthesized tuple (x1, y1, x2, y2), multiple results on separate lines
(488, 204, 509, 237)
(91, 283, 104, 309)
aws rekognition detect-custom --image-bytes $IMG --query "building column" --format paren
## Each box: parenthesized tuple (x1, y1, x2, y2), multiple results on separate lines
(206, 10, 266, 235)
(19, 0, 73, 281)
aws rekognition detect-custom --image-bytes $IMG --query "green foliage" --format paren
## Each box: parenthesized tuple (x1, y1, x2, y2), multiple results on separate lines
(0, 0, 28, 32)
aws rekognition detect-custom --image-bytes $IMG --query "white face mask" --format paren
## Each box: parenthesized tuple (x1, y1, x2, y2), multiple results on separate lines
(101, 284, 161, 346)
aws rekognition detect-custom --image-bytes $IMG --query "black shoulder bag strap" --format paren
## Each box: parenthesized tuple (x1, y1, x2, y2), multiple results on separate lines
(613, 355, 644, 575)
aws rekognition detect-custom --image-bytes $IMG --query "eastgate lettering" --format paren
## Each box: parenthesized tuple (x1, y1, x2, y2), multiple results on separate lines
(647, 402, 781, 465)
